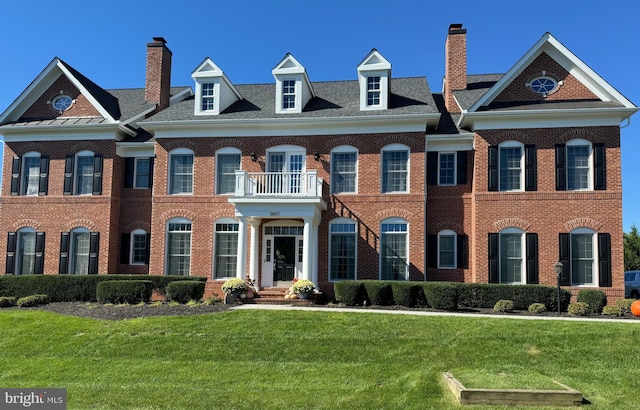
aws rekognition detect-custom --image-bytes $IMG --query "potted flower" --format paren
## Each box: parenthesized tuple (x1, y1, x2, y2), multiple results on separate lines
(245, 278, 257, 299)
(221, 278, 247, 298)
(291, 279, 316, 299)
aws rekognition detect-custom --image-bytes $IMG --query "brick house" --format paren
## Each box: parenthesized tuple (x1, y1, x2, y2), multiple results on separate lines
(0, 25, 636, 301)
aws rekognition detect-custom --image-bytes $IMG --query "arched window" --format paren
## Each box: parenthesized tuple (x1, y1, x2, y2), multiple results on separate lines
(381, 144, 409, 193)
(330, 146, 358, 194)
(168, 148, 194, 195)
(380, 218, 409, 280)
(498, 228, 525, 284)
(329, 218, 357, 281)
(166, 218, 192, 276)
(70, 227, 91, 275)
(213, 218, 239, 279)
(570, 227, 597, 286)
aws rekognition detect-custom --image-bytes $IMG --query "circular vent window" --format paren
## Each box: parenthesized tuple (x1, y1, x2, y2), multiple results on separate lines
(529, 77, 558, 96)
(52, 95, 73, 111)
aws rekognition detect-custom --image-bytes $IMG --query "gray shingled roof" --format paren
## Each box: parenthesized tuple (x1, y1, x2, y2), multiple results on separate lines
(452, 74, 503, 111)
(143, 77, 438, 123)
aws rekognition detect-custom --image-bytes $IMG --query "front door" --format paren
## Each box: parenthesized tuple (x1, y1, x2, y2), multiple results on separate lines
(262, 222, 303, 288)
(273, 237, 295, 282)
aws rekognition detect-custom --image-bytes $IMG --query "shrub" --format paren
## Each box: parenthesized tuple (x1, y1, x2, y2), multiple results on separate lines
(362, 281, 394, 306)
(96, 280, 153, 304)
(221, 278, 247, 294)
(422, 282, 458, 311)
(0, 296, 17, 308)
(493, 299, 514, 312)
(528, 303, 546, 314)
(333, 281, 366, 306)
(602, 305, 622, 316)
(17, 294, 49, 307)
(457, 283, 571, 312)
(166, 281, 206, 304)
(615, 298, 635, 315)
(568, 302, 590, 316)
(390, 282, 421, 307)
(577, 289, 607, 314)
(291, 280, 316, 295)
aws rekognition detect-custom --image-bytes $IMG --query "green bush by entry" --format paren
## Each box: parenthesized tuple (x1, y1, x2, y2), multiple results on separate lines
(96, 280, 153, 304)
(166, 281, 206, 304)
(528, 303, 547, 314)
(576, 289, 607, 314)
(568, 301, 590, 316)
(493, 299, 514, 312)
(615, 298, 635, 315)
(0, 296, 17, 308)
(17, 294, 49, 307)
(602, 305, 622, 316)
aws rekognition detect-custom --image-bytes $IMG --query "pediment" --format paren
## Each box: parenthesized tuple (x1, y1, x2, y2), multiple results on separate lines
(357, 49, 391, 73)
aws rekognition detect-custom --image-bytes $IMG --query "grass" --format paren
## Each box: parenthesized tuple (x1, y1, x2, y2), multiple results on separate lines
(0, 308, 639, 409)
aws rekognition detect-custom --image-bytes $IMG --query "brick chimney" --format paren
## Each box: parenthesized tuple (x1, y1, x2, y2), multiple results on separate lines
(145, 37, 172, 112)
(444, 24, 467, 113)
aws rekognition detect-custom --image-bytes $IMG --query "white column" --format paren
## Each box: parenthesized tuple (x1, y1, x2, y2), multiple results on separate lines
(236, 217, 247, 279)
(312, 220, 319, 289)
(302, 217, 312, 281)
(248, 219, 260, 289)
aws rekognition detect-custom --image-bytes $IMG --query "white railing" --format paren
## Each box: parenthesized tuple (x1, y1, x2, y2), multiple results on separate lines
(235, 170, 322, 197)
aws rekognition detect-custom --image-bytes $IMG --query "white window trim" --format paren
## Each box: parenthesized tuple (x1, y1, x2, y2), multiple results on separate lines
(499, 227, 525, 284)
(168, 148, 194, 195)
(16, 227, 36, 275)
(133, 158, 151, 189)
(330, 145, 358, 194)
(74, 150, 94, 196)
(438, 152, 457, 186)
(381, 144, 410, 194)
(165, 217, 192, 276)
(570, 227, 598, 287)
(566, 139, 593, 191)
(130, 229, 148, 266)
(359, 70, 389, 111)
(328, 218, 358, 282)
(70, 227, 90, 275)
(215, 147, 242, 195)
(212, 217, 239, 280)
(275, 77, 299, 114)
(498, 141, 524, 192)
(437, 229, 457, 269)
(194, 79, 220, 115)
(21, 151, 41, 196)
(379, 217, 409, 280)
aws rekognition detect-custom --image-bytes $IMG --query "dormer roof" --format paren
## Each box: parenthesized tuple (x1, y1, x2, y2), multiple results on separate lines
(357, 49, 392, 111)
(271, 53, 315, 114)
(191, 57, 241, 115)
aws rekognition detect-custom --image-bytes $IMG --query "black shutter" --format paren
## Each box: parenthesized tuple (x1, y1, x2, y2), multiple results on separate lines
(148, 157, 154, 188)
(124, 158, 135, 188)
(526, 233, 539, 284)
(145, 232, 151, 265)
(488, 146, 498, 191)
(63, 155, 74, 195)
(593, 143, 606, 190)
(555, 144, 566, 191)
(38, 156, 49, 195)
(120, 233, 131, 264)
(10, 157, 20, 195)
(488, 233, 499, 283)
(598, 233, 612, 287)
(89, 232, 100, 274)
(59, 232, 70, 274)
(427, 152, 438, 185)
(92, 154, 103, 195)
(6, 232, 16, 274)
(427, 234, 437, 268)
(457, 151, 467, 185)
(558, 233, 571, 286)
(524, 145, 537, 191)
(34, 232, 45, 274)
(457, 234, 468, 269)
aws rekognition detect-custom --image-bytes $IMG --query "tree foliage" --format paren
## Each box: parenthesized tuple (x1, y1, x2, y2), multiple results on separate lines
(624, 224, 640, 271)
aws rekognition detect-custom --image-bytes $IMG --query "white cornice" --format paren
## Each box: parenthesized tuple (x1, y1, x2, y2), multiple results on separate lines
(426, 133, 475, 151)
(115, 141, 155, 157)
(144, 114, 439, 138)
(0, 122, 133, 142)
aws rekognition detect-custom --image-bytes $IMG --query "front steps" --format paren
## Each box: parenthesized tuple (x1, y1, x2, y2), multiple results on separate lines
(239, 287, 319, 305)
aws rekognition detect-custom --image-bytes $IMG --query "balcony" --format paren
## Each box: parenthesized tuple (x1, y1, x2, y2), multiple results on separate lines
(234, 170, 323, 198)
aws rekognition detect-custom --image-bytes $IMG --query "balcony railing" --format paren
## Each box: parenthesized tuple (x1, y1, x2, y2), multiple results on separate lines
(234, 170, 322, 198)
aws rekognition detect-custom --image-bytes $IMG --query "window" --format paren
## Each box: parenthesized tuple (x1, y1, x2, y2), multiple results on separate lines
(367, 76, 381, 106)
(216, 149, 241, 194)
(556, 140, 605, 191)
(331, 147, 357, 194)
(71, 229, 90, 275)
(123, 158, 153, 189)
(166, 219, 191, 276)
(438, 230, 456, 269)
(6, 229, 45, 275)
(528, 76, 558, 96)
(63, 151, 102, 195)
(329, 219, 357, 281)
(201, 82, 215, 111)
(439, 153, 456, 186)
(169, 149, 194, 194)
(489, 144, 536, 192)
(10, 153, 49, 196)
(559, 230, 611, 287)
(499, 142, 523, 191)
(380, 218, 408, 280)
(131, 230, 149, 265)
(571, 231, 595, 286)
(214, 220, 238, 279)
(489, 231, 538, 284)
(282, 80, 296, 109)
(382, 145, 409, 193)
(52, 95, 73, 111)
(59, 229, 98, 275)
(499, 229, 524, 284)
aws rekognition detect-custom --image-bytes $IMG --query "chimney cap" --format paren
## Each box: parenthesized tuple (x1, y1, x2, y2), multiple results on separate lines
(151, 37, 167, 44)
(448, 24, 466, 35)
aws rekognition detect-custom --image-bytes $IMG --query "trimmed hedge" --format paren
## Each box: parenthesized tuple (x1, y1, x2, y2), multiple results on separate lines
(422, 282, 458, 311)
(96, 280, 153, 304)
(391, 282, 421, 307)
(457, 283, 571, 312)
(0, 275, 207, 302)
(577, 289, 607, 314)
(0, 296, 17, 308)
(166, 281, 206, 304)
(17, 294, 49, 307)
(333, 281, 366, 306)
(362, 281, 394, 306)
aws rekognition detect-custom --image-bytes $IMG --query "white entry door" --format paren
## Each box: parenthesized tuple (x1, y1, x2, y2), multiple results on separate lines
(262, 223, 303, 287)
(268, 151, 304, 194)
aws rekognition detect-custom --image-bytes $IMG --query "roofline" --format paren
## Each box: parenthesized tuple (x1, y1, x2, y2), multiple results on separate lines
(0, 120, 136, 139)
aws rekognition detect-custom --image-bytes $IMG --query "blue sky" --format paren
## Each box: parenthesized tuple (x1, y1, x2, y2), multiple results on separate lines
(1, 0, 639, 230)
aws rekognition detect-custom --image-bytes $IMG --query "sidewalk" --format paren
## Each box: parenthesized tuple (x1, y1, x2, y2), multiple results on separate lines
(231, 303, 640, 324)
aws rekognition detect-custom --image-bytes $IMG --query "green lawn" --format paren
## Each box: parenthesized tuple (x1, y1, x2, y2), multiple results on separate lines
(0, 308, 638, 409)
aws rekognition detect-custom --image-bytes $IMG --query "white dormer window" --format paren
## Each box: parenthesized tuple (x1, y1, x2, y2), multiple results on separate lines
(272, 53, 315, 114)
(191, 57, 241, 116)
(357, 49, 391, 111)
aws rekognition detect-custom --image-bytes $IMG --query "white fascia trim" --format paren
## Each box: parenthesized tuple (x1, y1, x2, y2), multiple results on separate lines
(56, 62, 117, 122)
(459, 107, 639, 130)
(145, 114, 439, 138)
(121, 106, 156, 127)
(426, 133, 475, 151)
(1, 125, 124, 143)
(116, 141, 155, 158)
(170, 87, 194, 104)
